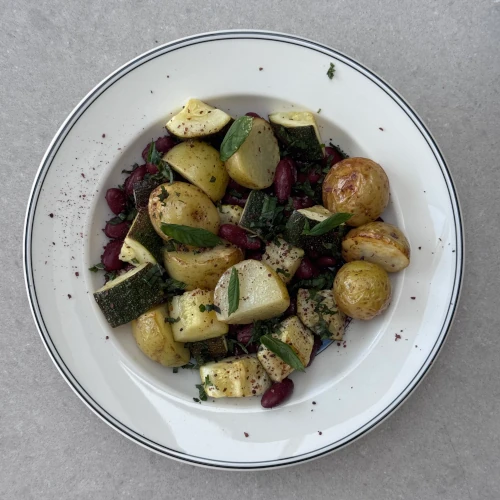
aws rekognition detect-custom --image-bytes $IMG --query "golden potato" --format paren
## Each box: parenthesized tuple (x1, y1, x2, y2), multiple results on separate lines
(333, 261, 391, 320)
(163, 242, 244, 290)
(342, 222, 410, 272)
(148, 181, 219, 241)
(322, 158, 390, 226)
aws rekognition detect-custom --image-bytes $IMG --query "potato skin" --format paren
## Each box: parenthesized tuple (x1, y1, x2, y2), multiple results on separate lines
(148, 181, 219, 241)
(333, 261, 391, 320)
(342, 222, 410, 272)
(322, 158, 390, 227)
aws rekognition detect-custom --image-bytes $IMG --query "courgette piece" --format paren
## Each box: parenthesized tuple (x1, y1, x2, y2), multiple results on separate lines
(239, 191, 286, 240)
(166, 98, 233, 142)
(283, 205, 343, 256)
(119, 209, 163, 265)
(218, 204, 243, 225)
(269, 111, 324, 162)
(93, 263, 165, 328)
(189, 336, 228, 364)
(133, 177, 161, 209)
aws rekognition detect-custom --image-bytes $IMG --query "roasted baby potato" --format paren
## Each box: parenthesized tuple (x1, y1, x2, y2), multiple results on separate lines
(148, 181, 219, 241)
(322, 157, 390, 226)
(132, 304, 191, 367)
(333, 261, 391, 320)
(342, 221, 410, 272)
(163, 243, 244, 290)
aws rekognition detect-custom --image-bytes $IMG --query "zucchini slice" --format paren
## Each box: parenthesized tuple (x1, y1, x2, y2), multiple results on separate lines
(239, 190, 283, 239)
(261, 238, 304, 284)
(217, 204, 243, 225)
(269, 111, 324, 162)
(257, 316, 314, 382)
(132, 304, 190, 367)
(224, 117, 280, 189)
(93, 263, 165, 328)
(283, 205, 343, 256)
(189, 336, 228, 364)
(119, 209, 163, 265)
(199, 354, 271, 398)
(164, 140, 229, 202)
(133, 177, 161, 209)
(166, 98, 232, 141)
(297, 288, 345, 340)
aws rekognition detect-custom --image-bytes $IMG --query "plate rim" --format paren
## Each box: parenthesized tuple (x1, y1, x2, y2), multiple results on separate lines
(23, 29, 464, 470)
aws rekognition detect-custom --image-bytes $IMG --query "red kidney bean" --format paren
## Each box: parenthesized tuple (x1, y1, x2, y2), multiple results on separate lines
(103, 220, 130, 239)
(274, 159, 294, 203)
(155, 135, 176, 154)
(283, 158, 298, 182)
(308, 335, 323, 367)
(324, 146, 343, 167)
(236, 325, 254, 345)
(222, 194, 248, 208)
(245, 112, 261, 118)
(292, 196, 315, 210)
(297, 172, 308, 184)
(307, 169, 322, 184)
(246, 249, 263, 261)
(295, 257, 319, 280)
(228, 178, 250, 194)
(306, 249, 320, 259)
(218, 224, 261, 250)
(317, 256, 337, 268)
(101, 240, 125, 271)
(261, 378, 294, 408)
(124, 165, 147, 197)
(105, 188, 127, 215)
(146, 162, 158, 175)
(141, 143, 151, 162)
(283, 297, 297, 317)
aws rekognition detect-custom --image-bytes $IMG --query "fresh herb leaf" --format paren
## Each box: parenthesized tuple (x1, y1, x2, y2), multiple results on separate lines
(290, 271, 336, 294)
(302, 213, 353, 236)
(327, 63, 336, 79)
(160, 224, 222, 247)
(260, 335, 305, 372)
(89, 263, 105, 272)
(209, 176, 216, 183)
(126, 208, 138, 221)
(227, 268, 240, 315)
(220, 116, 253, 161)
(199, 304, 221, 314)
(195, 382, 208, 401)
(147, 140, 163, 165)
(193, 397, 200, 403)
(155, 161, 174, 184)
(165, 316, 180, 324)
(131, 258, 140, 265)
(294, 179, 316, 198)
(204, 375, 214, 387)
(158, 185, 169, 203)
(181, 362, 197, 369)
(317, 108, 321, 114)
(172, 367, 179, 373)
(122, 163, 140, 174)
(249, 318, 282, 345)
(105, 271, 118, 282)
(107, 216, 125, 226)
(227, 338, 249, 354)
(276, 268, 290, 278)
(161, 278, 186, 296)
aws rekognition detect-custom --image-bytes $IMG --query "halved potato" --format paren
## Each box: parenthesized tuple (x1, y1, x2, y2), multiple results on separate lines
(218, 204, 243, 225)
(214, 260, 290, 324)
(257, 316, 314, 382)
(148, 181, 220, 241)
(224, 117, 280, 189)
(168, 289, 228, 342)
(132, 304, 190, 367)
(164, 141, 229, 202)
(342, 222, 410, 272)
(166, 98, 232, 140)
(163, 243, 244, 290)
(199, 354, 271, 398)
(322, 158, 390, 226)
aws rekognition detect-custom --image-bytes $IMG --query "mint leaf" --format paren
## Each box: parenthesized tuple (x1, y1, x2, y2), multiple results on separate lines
(227, 267, 240, 315)
(220, 116, 253, 162)
(160, 224, 222, 247)
(302, 213, 352, 236)
(260, 335, 305, 372)
(327, 63, 336, 79)
(89, 263, 105, 272)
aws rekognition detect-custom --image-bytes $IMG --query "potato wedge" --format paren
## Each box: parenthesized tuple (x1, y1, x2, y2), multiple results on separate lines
(199, 354, 271, 398)
(163, 243, 244, 290)
(148, 181, 219, 242)
(342, 222, 410, 272)
(224, 117, 280, 189)
(214, 260, 290, 324)
(168, 289, 229, 342)
(217, 204, 243, 225)
(132, 305, 190, 367)
(164, 141, 229, 202)
(257, 316, 314, 382)
(322, 158, 390, 226)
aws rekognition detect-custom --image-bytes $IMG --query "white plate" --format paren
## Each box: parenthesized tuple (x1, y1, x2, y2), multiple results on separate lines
(24, 31, 463, 469)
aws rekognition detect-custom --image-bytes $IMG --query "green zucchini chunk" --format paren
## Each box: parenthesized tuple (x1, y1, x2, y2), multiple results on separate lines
(119, 209, 163, 265)
(133, 177, 161, 209)
(189, 336, 228, 364)
(269, 111, 324, 162)
(239, 190, 282, 240)
(93, 263, 165, 328)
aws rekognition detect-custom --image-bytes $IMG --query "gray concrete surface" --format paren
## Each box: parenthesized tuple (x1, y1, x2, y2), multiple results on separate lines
(1, 0, 499, 498)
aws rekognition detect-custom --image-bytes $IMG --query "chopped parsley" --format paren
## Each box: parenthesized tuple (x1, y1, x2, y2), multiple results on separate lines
(327, 63, 336, 79)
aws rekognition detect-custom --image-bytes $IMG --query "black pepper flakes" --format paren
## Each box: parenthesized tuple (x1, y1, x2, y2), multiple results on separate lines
(49, 213, 54, 218)
(102, 133, 106, 138)
(75, 272, 79, 277)
(244, 432, 249, 438)
(411, 297, 416, 300)
(67, 294, 72, 299)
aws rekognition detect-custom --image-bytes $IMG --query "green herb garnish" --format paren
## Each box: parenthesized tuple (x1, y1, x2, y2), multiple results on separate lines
(89, 263, 105, 272)
(209, 176, 216, 183)
(327, 63, 336, 79)
(302, 213, 352, 236)
(158, 185, 169, 204)
(276, 268, 290, 278)
(160, 223, 222, 247)
(147, 140, 163, 165)
(220, 116, 253, 161)
(199, 304, 221, 314)
(165, 316, 180, 324)
(161, 278, 186, 296)
(260, 335, 305, 372)
(227, 338, 249, 354)
(227, 267, 240, 315)
(172, 367, 179, 373)
(195, 375, 211, 401)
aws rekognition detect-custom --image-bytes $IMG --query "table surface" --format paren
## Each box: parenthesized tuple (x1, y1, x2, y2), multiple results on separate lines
(2, 0, 499, 498)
